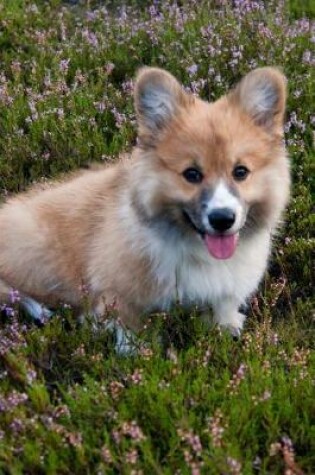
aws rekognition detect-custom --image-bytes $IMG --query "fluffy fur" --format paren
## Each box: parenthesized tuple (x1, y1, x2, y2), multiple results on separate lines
(0, 67, 290, 341)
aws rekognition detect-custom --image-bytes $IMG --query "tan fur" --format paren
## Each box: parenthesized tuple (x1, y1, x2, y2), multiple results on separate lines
(0, 67, 290, 334)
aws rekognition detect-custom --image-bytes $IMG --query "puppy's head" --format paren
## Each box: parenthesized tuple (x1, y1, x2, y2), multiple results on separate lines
(132, 67, 290, 260)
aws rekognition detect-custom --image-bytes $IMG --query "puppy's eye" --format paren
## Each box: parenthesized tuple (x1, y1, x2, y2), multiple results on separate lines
(183, 168, 203, 184)
(232, 165, 250, 181)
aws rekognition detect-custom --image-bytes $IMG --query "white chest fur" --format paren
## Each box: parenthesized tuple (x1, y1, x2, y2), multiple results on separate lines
(146, 229, 271, 311)
(118, 197, 271, 313)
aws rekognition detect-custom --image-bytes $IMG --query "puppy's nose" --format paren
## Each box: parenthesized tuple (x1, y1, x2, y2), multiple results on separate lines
(208, 208, 235, 232)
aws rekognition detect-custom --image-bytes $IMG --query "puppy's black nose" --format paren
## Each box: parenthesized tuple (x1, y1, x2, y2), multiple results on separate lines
(208, 208, 236, 232)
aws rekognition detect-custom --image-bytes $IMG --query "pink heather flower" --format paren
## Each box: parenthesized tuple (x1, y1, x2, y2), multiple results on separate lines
(184, 448, 193, 464)
(101, 446, 113, 464)
(206, 410, 226, 448)
(111, 107, 127, 129)
(302, 50, 311, 63)
(9, 418, 24, 434)
(261, 390, 271, 401)
(60, 22, 67, 42)
(121, 420, 145, 442)
(122, 80, 134, 94)
(1, 304, 15, 317)
(149, 5, 158, 17)
(59, 59, 70, 73)
(72, 344, 86, 357)
(57, 108, 64, 119)
(248, 58, 258, 69)
(139, 346, 153, 359)
(190, 79, 206, 94)
(109, 381, 124, 399)
(73, 69, 87, 87)
(27, 4, 39, 14)
(53, 405, 70, 419)
(0, 318, 27, 354)
(270, 332, 279, 345)
(34, 30, 46, 45)
(86, 10, 98, 21)
(270, 277, 287, 307)
(111, 429, 121, 445)
(258, 23, 273, 38)
(252, 389, 272, 406)
(26, 369, 37, 384)
(226, 456, 242, 475)
(227, 363, 247, 393)
(9, 289, 20, 304)
(178, 429, 202, 456)
(44, 73, 52, 88)
(236, 363, 246, 378)
(118, 7, 128, 22)
(0, 84, 13, 106)
(0, 391, 28, 412)
(82, 29, 99, 48)
(126, 448, 138, 465)
(94, 101, 106, 112)
(293, 89, 302, 98)
(105, 62, 115, 74)
(67, 432, 83, 448)
(11, 60, 21, 75)
(190, 434, 202, 455)
(187, 64, 198, 76)
(89, 117, 96, 127)
(270, 436, 303, 475)
(28, 100, 37, 115)
(129, 368, 143, 385)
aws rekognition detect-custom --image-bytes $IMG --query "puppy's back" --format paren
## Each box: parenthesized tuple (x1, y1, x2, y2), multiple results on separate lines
(0, 163, 125, 306)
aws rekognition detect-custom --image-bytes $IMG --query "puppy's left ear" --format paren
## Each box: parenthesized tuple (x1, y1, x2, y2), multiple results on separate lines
(230, 67, 287, 135)
(134, 67, 190, 144)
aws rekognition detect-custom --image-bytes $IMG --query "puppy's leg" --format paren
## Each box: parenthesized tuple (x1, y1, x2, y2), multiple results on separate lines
(212, 296, 246, 337)
(0, 279, 52, 322)
(103, 319, 137, 355)
(91, 299, 141, 355)
(21, 297, 53, 323)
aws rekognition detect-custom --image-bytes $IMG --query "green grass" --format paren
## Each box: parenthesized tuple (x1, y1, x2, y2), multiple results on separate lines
(0, 1, 314, 474)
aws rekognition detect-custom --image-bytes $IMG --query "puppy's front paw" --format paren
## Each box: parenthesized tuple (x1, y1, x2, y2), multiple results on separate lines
(216, 311, 246, 338)
(104, 320, 137, 355)
(223, 323, 242, 338)
(21, 297, 53, 323)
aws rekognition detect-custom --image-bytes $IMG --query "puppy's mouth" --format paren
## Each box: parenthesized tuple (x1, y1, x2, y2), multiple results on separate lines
(183, 210, 239, 260)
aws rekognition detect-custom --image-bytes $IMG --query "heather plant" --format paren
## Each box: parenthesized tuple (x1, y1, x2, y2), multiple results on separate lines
(0, 1, 314, 474)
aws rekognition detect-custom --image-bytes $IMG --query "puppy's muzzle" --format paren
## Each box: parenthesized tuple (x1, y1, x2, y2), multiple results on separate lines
(208, 207, 236, 232)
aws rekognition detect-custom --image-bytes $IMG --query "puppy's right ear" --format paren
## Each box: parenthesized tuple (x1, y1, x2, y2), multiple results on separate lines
(134, 67, 189, 145)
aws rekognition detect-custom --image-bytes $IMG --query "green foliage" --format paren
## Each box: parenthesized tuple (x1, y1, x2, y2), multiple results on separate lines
(0, 1, 314, 474)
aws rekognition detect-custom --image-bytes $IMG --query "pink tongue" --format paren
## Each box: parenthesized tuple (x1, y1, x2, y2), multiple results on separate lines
(204, 233, 238, 260)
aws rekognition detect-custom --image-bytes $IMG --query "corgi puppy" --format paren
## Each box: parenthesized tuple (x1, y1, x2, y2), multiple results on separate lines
(0, 67, 290, 348)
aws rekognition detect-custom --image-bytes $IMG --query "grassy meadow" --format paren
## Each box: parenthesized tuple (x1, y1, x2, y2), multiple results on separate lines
(0, 1, 314, 473)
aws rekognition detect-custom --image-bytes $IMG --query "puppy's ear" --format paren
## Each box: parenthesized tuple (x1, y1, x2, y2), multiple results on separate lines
(134, 67, 189, 144)
(230, 67, 287, 134)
